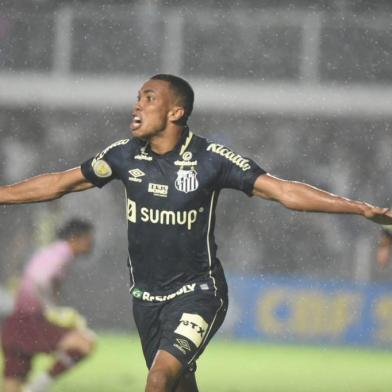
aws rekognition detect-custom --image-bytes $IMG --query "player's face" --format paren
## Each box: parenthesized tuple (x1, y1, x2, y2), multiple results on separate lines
(75, 233, 93, 255)
(130, 79, 178, 139)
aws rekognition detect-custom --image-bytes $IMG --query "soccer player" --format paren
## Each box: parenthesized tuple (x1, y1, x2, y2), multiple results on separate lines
(0, 74, 391, 392)
(1, 219, 96, 392)
(377, 225, 392, 267)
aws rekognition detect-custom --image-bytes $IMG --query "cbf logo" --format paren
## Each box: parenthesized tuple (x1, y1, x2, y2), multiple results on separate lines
(175, 169, 199, 193)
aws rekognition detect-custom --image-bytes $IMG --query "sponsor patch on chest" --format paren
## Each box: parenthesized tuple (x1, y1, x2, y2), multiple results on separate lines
(148, 183, 168, 197)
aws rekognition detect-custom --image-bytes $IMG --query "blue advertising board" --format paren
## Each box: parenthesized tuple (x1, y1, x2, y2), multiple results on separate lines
(227, 275, 392, 347)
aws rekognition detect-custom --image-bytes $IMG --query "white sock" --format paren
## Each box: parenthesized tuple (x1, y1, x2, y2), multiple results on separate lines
(25, 372, 54, 392)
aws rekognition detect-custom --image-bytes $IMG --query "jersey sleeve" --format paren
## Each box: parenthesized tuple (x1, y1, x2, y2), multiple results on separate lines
(80, 139, 130, 188)
(207, 143, 266, 196)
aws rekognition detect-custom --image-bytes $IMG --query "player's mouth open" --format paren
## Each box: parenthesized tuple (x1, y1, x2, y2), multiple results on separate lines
(131, 115, 142, 130)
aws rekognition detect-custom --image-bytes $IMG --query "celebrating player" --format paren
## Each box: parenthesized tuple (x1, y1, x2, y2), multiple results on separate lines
(0, 74, 391, 392)
(1, 219, 96, 392)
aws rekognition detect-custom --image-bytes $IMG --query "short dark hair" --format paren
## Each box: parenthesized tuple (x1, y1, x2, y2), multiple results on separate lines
(150, 74, 194, 124)
(57, 218, 93, 240)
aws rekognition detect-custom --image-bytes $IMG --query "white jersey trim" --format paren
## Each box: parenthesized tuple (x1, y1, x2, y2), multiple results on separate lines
(180, 131, 194, 157)
(128, 253, 136, 291)
(207, 191, 217, 296)
(187, 297, 224, 365)
(125, 189, 136, 291)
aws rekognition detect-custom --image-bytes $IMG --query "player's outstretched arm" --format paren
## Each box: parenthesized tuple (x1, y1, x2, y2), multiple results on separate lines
(252, 174, 392, 225)
(0, 167, 94, 205)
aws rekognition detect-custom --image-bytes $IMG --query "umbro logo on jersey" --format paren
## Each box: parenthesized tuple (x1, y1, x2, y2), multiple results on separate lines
(176, 338, 191, 351)
(173, 338, 192, 355)
(129, 169, 145, 183)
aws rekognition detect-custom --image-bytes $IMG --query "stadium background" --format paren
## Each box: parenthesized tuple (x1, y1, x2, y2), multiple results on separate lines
(1, 0, 392, 386)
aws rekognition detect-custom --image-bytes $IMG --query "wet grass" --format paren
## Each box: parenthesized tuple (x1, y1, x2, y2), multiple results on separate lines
(2, 333, 392, 391)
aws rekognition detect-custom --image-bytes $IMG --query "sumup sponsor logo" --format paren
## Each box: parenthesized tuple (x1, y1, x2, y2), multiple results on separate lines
(127, 199, 198, 230)
(207, 143, 251, 171)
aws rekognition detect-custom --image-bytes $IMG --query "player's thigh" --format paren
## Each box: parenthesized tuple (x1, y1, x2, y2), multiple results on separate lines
(2, 347, 33, 384)
(160, 291, 228, 370)
(1, 315, 34, 382)
(147, 350, 183, 387)
(147, 350, 199, 392)
(3, 313, 71, 354)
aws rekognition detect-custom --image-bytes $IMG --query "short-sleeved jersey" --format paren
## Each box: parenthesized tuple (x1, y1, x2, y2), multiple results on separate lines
(81, 128, 266, 297)
(14, 241, 74, 314)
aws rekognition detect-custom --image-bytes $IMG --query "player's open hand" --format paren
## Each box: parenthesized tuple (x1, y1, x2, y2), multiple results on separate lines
(363, 205, 392, 225)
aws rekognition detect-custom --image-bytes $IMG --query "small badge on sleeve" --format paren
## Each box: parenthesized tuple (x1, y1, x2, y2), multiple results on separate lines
(92, 159, 112, 178)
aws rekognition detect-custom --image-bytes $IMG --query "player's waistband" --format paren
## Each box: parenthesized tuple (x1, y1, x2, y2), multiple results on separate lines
(130, 281, 213, 303)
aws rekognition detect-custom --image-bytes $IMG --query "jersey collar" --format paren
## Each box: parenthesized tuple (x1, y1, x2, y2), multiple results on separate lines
(178, 126, 194, 158)
(144, 126, 193, 159)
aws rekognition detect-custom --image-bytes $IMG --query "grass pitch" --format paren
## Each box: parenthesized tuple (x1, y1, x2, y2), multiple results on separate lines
(2, 333, 392, 391)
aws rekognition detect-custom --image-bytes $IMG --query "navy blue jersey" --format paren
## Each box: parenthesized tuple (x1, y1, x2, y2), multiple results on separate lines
(81, 128, 266, 296)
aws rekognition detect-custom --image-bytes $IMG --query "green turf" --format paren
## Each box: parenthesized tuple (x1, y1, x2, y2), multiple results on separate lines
(2, 333, 392, 391)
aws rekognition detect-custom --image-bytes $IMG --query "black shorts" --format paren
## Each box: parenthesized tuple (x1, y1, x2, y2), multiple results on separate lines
(133, 287, 228, 371)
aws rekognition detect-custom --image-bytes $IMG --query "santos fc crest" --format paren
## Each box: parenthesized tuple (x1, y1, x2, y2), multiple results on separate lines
(175, 169, 199, 193)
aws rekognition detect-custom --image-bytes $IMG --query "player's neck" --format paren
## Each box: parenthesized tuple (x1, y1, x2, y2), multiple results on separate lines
(149, 125, 186, 155)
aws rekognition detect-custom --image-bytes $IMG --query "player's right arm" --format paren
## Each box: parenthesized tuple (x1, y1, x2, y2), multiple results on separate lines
(0, 167, 94, 205)
(252, 174, 392, 225)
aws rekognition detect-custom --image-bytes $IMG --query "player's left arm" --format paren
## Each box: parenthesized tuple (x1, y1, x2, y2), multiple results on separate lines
(252, 174, 392, 225)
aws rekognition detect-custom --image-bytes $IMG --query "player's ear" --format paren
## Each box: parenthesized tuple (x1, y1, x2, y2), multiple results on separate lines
(168, 106, 185, 123)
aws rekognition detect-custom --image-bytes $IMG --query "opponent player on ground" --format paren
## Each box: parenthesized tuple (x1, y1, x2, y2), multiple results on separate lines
(377, 225, 392, 267)
(0, 74, 391, 392)
(1, 219, 96, 392)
